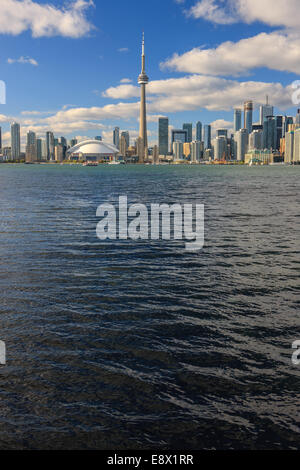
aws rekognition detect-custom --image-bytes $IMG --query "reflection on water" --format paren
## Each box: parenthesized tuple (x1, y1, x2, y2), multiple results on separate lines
(0, 164, 299, 450)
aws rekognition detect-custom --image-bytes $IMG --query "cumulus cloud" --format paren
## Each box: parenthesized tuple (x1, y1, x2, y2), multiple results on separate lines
(0, 0, 95, 38)
(188, 0, 300, 29)
(161, 31, 300, 76)
(7, 56, 38, 66)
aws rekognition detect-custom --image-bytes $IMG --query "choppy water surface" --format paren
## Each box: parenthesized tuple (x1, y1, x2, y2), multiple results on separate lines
(0, 164, 299, 450)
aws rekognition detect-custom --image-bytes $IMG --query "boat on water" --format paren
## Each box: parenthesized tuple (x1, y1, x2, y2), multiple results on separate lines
(83, 161, 98, 167)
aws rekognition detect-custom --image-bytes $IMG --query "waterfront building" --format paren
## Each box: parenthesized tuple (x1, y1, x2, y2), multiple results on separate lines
(173, 142, 184, 161)
(214, 135, 227, 160)
(120, 134, 128, 157)
(152, 144, 159, 164)
(191, 141, 203, 162)
(183, 123, 192, 143)
(11, 122, 21, 160)
(249, 130, 263, 150)
(196, 121, 202, 141)
(55, 144, 65, 162)
(284, 131, 294, 163)
(171, 129, 188, 148)
(263, 116, 277, 150)
(293, 128, 300, 162)
(113, 127, 120, 149)
(121, 131, 130, 148)
(244, 101, 253, 135)
(158, 117, 169, 156)
(26, 131, 37, 162)
(36, 139, 42, 161)
(67, 140, 118, 162)
(234, 108, 242, 132)
(46, 131, 55, 161)
(204, 125, 211, 150)
(183, 142, 191, 159)
(234, 128, 248, 161)
(138, 33, 149, 163)
(0, 126, 2, 151)
(217, 129, 228, 138)
(259, 97, 273, 125)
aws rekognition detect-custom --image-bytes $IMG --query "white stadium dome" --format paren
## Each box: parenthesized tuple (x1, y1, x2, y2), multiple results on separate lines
(67, 140, 119, 161)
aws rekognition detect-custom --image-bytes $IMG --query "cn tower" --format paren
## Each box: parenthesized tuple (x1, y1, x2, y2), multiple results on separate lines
(138, 32, 149, 162)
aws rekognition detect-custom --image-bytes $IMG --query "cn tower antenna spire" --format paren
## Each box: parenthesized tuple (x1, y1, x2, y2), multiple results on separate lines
(138, 32, 149, 163)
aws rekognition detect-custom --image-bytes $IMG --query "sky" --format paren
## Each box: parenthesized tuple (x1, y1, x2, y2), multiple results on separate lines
(0, 0, 300, 148)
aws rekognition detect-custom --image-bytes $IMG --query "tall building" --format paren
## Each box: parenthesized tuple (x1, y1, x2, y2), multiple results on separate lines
(263, 116, 277, 150)
(285, 131, 294, 163)
(183, 123, 192, 143)
(36, 139, 42, 161)
(152, 144, 159, 164)
(121, 131, 130, 148)
(173, 142, 184, 161)
(113, 127, 120, 149)
(120, 134, 128, 157)
(26, 131, 37, 163)
(196, 121, 202, 141)
(204, 125, 211, 149)
(244, 101, 253, 135)
(295, 109, 300, 126)
(191, 141, 203, 162)
(46, 131, 54, 161)
(260, 96, 273, 125)
(214, 135, 227, 160)
(158, 117, 169, 156)
(171, 129, 188, 148)
(293, 128, 300, 162)
(11, 122, 21, 160)
(217, 129, 228, 138)
(138, 33, 149, 163)
(0, 126, 2, 150)
(234, 108, 242, 132)
(234, 129, 248, 161)
(249, 130, 263, 150)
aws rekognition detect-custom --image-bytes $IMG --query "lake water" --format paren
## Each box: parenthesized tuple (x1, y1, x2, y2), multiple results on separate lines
(0, 164, 299, 450)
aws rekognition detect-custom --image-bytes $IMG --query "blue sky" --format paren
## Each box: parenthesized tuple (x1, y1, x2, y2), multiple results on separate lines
(0, 0, 300, 147)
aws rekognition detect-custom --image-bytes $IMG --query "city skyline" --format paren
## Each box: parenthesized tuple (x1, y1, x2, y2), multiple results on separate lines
(1, 0, 300, 148)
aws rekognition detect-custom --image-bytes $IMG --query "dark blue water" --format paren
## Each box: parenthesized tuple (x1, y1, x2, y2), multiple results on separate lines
(0, 164, 299, 450)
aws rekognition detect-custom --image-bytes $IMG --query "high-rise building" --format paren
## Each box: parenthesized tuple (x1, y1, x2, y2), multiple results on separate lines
(11, 122, 21, 160)
(234, 129, 248, 161)
(295, 109, 300, 126)
(46, 131, 54, 161)
(183, 123, 192, 143)
(152, 144, 159, 164)
(191, 141, 203, 162)
(120, 134, 128, 157)
(173, 142, 184, 161)
(234, 108, 242, 132)
(138, 33, 149, 163)
(121, 131, 130, 148)
(26, 131, 37, 162)
(36, 138, 42, 161)
(158, 117, 169, 156)
(113, 127, 120, 149)
(259, 96, 273, 125)
(293, 128, 300, 162)
(284, 116, 294, 135)
(244, 101, 253, 135)
(263, 116, 277, 150)
(285, 131, 294, 163)
(196, 121, 202, 141)
(204, 125, 211, 150)
(214, 135, 227, 160)
(249, 130, 263, 150)
(0, 126, 2, 150)
(171, 129, 188, 148)
(217, 129, 228, 138)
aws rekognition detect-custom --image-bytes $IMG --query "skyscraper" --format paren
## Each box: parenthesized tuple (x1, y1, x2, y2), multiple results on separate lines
(204, 125, 211, 150)
(158, 117, 169, 156)
(138, 33, 149, 163)
(234, 108, 242, 132)
(234, 128, 248, 161)
(183, 123, 192, 143)
(263, 116, 276, 150)
(113, 127, 120, 149)
(196, 121, 202, 141)
(171, 129, 188, 149)
(121, 131, 130, 148)
(259, 96, 273, 125)
(11, 122, 20, 160)
(46, 131, 54, 161)
(26, 131, 37, 163)
(244, 101, 253, 135)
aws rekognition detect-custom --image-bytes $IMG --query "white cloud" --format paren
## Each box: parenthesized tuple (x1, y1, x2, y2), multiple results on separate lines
(161, 31, 300, 76)
(103, 74, 294, 112)
(118, 48, 129, 53)
(188, 0, 300, 29)
(0, 0, 95, 38)
(7, 56, 38, 66)
(120, 78, 132, 83)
